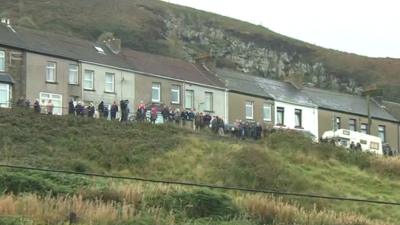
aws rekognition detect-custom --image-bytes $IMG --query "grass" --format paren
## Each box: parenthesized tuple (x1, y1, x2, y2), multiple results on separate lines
(1, 109, 400, 224)
(1, 0, 400, 100)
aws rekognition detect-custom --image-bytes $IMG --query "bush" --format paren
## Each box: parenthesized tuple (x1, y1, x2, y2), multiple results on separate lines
(0, 217, 30, 225)
(148, 189, 239, 219)
(0, 170, 91, 195)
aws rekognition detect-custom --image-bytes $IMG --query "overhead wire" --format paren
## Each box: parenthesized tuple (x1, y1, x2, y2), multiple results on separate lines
(0, 164, 399, 206)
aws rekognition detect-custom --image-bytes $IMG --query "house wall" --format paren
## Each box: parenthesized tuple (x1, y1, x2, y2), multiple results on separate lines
(25, 52, 80, 114)
(183, 83, 226, 119)
(318, 109, 398, 149)
(134, 73, 183, 109)
(0, 46, 25, 104)
(274, 101, 319, 138)
(81, 63, 135, 110)
(227, 92, 274, 126)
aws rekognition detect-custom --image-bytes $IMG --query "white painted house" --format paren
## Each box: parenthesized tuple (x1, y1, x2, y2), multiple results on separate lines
(255, 77, 319, 138)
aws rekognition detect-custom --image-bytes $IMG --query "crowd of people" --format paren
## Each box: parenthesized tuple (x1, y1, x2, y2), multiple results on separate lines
(15, 98, 268, 139)
(230, 120, 263, 140)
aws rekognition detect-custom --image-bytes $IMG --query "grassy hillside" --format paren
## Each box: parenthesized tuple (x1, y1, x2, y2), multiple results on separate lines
(1, 109, 400, 225)
(1, 0, 400, 100)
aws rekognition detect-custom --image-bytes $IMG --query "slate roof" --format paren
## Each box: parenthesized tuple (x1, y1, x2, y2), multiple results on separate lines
(0, 25, 224, 88)
(0, 25, 132, 69)
(122, 49, 225, 88)
(381, 101, 400, 121)
(301, 87, 398, 122)
(215, 69, 316, 107)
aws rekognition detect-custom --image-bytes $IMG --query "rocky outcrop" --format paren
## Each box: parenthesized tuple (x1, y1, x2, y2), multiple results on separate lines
(163, 14, 363, 94)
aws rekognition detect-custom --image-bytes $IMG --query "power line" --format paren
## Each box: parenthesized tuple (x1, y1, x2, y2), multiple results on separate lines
(0, 164, 399, 206)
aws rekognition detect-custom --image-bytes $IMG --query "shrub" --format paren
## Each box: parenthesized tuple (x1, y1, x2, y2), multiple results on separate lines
(148, 189, 239, 219)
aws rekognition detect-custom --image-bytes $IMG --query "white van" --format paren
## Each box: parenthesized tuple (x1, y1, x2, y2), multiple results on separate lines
(322, 129, 383, 155)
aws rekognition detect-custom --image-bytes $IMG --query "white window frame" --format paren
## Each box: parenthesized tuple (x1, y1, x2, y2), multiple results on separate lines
(46, 62, 57, 82)
(349, 119, 357, 131)
(378, 125, 386, 142)
(83, 70, 94, 90)
(185, 90, 194, 109)
(276, 107, 285, 125)
(0, 51, 5, 72)
(245, 101, 254, 120)
(68, 64, 79, 85)
(0, 83, 11, 108)
(39, 92, 63, 115)
(171, 85, 180, 104)
(263, 103, 272, 122)
(360, 123, 368, 134)
(152, 83, 161, 102)
(295, 109, 302, 128)
(105, 72, 115, 93)
(205, 92, 213, 112)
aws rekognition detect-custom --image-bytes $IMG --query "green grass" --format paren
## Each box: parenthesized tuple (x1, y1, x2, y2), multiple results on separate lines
(1, 109, 400, 224)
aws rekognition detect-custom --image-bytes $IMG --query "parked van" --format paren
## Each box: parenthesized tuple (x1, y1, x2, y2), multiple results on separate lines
(322, 129, 383, 154)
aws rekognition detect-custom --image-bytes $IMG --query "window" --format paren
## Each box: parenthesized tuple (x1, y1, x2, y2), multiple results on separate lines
(185, 90, 194, 109)
(68, 64, 78, 85)
(105, 73, 115, 93)
(245, 101, 254, 120)
(378, 125, 386, 142)
(295, 109, 302, 128)
(171, 85, 180, 104)
(335, 117, 341, 130)
(83, 70, 94, 90)
(0, 51, 5, 72)
(360, 123, 368, 134)
(349, 119, 357, 131)
(152, 83, 161, 102)
(40, 92, 63, 115)
(263, 103, 272, 121)
(46, 62, 56, 82)
(277, 107, 284, 125)
(205, 92, 213, 111)
(0, 83, 11, 108)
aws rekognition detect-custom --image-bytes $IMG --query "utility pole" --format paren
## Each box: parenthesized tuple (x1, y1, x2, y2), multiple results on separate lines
(362, 85, 382, 135)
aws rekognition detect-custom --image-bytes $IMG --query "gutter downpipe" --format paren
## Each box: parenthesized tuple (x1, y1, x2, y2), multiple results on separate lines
(224, 88, 229, 123)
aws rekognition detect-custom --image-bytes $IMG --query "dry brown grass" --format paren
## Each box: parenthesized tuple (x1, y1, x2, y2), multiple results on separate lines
(370, 156, 400, 176)
(0, 194, 138, 224)
(239, 195, 393, 225)
(0, 182, 394, 225)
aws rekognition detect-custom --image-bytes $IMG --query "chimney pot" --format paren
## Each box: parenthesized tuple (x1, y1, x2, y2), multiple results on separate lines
(6, 19, 10, 25)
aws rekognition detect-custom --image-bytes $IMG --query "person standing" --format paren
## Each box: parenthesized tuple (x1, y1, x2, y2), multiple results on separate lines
(68, 100, 75, 115)
(87, 103, 95, 118)
(98, 101, 105, 118)
(150, 106, 158, 124)
(33, 99, 41, 113)
(47, 100, 54, 115)
(110, 101, 118, 120)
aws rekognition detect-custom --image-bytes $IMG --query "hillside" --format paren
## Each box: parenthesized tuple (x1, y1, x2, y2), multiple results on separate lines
(1, 0, 400, 100)
(1, 109, 400, 225)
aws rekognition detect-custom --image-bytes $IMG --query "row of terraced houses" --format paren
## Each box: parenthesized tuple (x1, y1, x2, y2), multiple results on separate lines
(1, 22, 400, 152)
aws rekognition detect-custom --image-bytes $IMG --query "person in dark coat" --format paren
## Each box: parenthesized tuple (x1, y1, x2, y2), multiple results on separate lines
(103, 106, 109, 119)
(87, 103, 95, 118)
(98, 101, 105, 118)
(68, 100, 75, 115)
(162, 106, 170, 123)
(255, 122, 263, 140)
(110, 101, 118, 120)
(203, 113, 212, 128)
(33, 99, 41, 113)
(76, 102, 84, 116)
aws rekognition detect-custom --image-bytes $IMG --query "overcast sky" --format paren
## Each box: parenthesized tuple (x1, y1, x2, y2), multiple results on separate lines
(163, 0, 400, 58)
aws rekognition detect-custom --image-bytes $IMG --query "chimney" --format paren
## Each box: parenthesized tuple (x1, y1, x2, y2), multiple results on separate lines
(6, 19, 10, 25)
